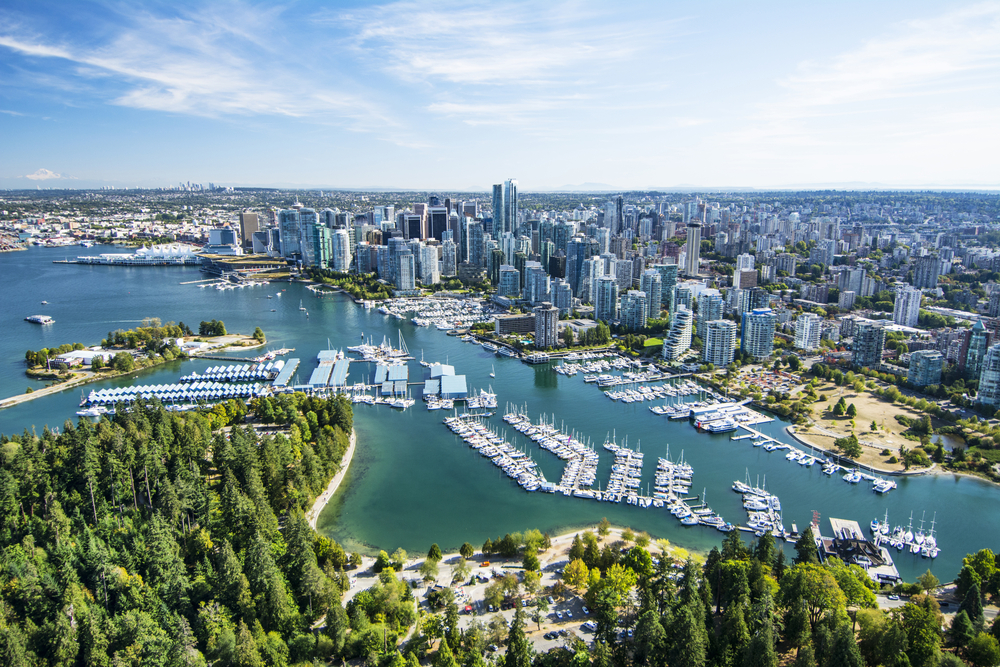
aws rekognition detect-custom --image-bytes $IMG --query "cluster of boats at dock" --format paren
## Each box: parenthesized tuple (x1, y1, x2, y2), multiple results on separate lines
(732, 476, 785, 537)
(554, 355, 641, 376)
(376, 296, 495, 331)
(444, 414, 546, 491)
(870, 511, 940, 558)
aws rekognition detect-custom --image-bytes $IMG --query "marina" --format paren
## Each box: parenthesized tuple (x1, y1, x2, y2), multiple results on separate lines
(0, 247, 992, 578)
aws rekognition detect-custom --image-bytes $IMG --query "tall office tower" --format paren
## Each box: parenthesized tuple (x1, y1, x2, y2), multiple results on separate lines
(685, 220, 702, 277)
(553, 280, 573, 314)
(395, 251, 415, 291)
(278, 208, 302, 258)
(615, 258, 633, 293)
(908, 350, 944, 388)
(913, 255, 941, 289)
(549, 252, 566, 279)
(403, 212, 424, 240)
(540, 240, 554, 273)
(965, 319, 992, 380)
(488, 248, 505, 285)
(524, 262, 550, 304)
(566, 236, 587, 296)
(498, 265, 520, 297)
(741, 308, 776, 359)
(493, 185, 504, 236)
(553, 221, 572, 255)
(640, 269, 663, 320)
(462, 201, 479, 219)
(500, 232, 517, 264)
(533, 302, 560, 349)
(596, 227, 610, 255)
(428, 204, 449, 241)
(420, 245, 440, 285)
(794, 312, 823, 351)
(441, 239, 457, 276)
(977, 344, 1000, 407)
(651, 263, 678, 314)
(514, 251, 528, 291)
(320, 208, 337, 227)
(621, 291, 648, 331)
(238, 212, 259, 250)
(696, 291, 724, 340)
(892, 285, 922, 328)
(466, 221, 484, 266)
(704, 319, 737, 366)
(594, 276, 619, 322)
(615, 195, 625, 235)
(354, 242, 371, 273)
(852, 322, 885, 369)
(331, 228, 352, 272)
(662, 305, 693, 360)
(580, 256, 603, 304)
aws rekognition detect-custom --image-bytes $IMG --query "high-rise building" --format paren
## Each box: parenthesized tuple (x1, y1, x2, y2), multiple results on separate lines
(696, 291, 724, 340)
(615, 258, 633, 293)
(395, 251, 415, 291)
(839, 291, 856, 309)
(504, 179, 518, 235)
(893, 285, 922, 328)
(704, 319, 737, 366)
(621, 291, 648, 331)
(794, 313, 823, 351)
(441, 239, 457, 276)
(662, 305, 693, 360)
(533, 302, 560, 349)
(331, 228, 352, 272)
(553, 280, 573, 315)
(913, 255, 941, 289)
(652, 263, 678, 314)
(278, 208, 302, 258)
(684, 221, 702, 277)
(965, 319, 992, 380)
(595, 276, 619, 322)
(420, 245, 440, 285)
(852, 322, 885, 370)
(238, 212, 259, 250)
(300, 219, 330, 268)
(908, 350, 944, 387)
(640, 269, 663, 321)
(498, 265, 520, 297)
(977, 344, 1000, 407)
(741, 308, 776, 359)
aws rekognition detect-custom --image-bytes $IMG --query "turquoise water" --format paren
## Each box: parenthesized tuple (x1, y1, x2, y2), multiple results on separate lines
(1, 246, 997, 581)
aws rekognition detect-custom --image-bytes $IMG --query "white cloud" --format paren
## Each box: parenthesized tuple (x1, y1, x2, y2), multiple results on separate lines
(24, 168, 70, 180)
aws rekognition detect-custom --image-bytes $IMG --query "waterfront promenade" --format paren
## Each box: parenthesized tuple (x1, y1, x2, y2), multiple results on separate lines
(308, 428, 357, 529)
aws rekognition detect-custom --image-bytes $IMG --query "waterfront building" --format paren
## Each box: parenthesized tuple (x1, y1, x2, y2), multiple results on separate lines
(621, 290, 648, 331)
(278, 208, 302, 258)
(495, 313, 536, 336)
(395, 251, 416, 291)
(640, 269, 662, 321)
(852, 322, 885, 370)
(704, 319, 737, 366)
(741, 308, 776, 359)
(662, 305, 693, 360)
(331, 228, 351, 272)
(893, 285, 922, 328)
(794, 312, 823, 351)
(498, 265, 520, 297)
(595, 276, 618, 322)
(696, 290, 723, 340)
(420, 245, 440, 285)
(238, 212, 259, 250)
(977, 344, 1000, 407)
(300, 220, 330, 268)
(965, 319, 992, 380)
(533, 301, 559, 349)
(908, 350, 944, 387)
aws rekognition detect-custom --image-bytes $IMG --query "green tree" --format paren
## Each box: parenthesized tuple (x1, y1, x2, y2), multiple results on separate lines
(846, 403, 857, 418)
(459, 543, 474, 559)
(428, 544, 443, 562)
(793, 527, 819, 564)
(504, 607, 532, 667)
(253, 327, 265, 343)
(917, 569, 940, 593)
(952, 610, 976, 654)
(968, 633, 1000, 667)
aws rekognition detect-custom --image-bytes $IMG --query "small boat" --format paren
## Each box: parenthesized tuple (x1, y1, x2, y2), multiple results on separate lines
(40, 300, 48, 305)
(299, 300, 307, 311)
(271, 309, 276, 312)
(490, 364, 496, 378)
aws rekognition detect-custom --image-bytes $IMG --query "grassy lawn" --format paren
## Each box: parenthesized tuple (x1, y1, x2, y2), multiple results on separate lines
(793, 381, 941, 470)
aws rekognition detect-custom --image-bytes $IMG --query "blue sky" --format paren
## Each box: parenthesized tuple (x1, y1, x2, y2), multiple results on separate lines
(1, 0, 999, 190)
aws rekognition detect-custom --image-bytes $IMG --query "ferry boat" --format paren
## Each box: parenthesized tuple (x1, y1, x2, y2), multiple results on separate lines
(482, 342, 499, 353)
(25, 315, 55, 324)
(497, 346, 519, 358)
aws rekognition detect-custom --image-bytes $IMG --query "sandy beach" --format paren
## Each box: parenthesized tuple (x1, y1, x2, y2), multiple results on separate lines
(308, 428, 357, 529)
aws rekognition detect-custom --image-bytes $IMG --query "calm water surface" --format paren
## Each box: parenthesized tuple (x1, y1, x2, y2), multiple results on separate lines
(1, 246, 997, 581)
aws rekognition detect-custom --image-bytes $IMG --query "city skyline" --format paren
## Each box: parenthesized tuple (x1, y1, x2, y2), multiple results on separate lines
(2, 0, 999, 191)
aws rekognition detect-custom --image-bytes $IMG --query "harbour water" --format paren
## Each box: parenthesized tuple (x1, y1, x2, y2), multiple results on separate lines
(2, 246, 998, 581)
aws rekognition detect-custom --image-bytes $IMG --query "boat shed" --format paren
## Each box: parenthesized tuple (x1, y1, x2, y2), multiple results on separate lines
(330, 360, 350, 388)
(317, 350, 341, 362)
(387, 365, 408, 382)
(307, 364, 334, 388)
(272, 358, 299, 387)
(423, 379, 440, 398)
(440, 374, 468, 400)
(374, 364, 389, 384)
(429, 364, 455, 379)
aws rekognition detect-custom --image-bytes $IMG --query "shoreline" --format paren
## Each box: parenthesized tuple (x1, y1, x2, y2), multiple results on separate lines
(784, 425, 934, 477)
(308, 428, 357, 530)
(0, 335, 264, 412)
